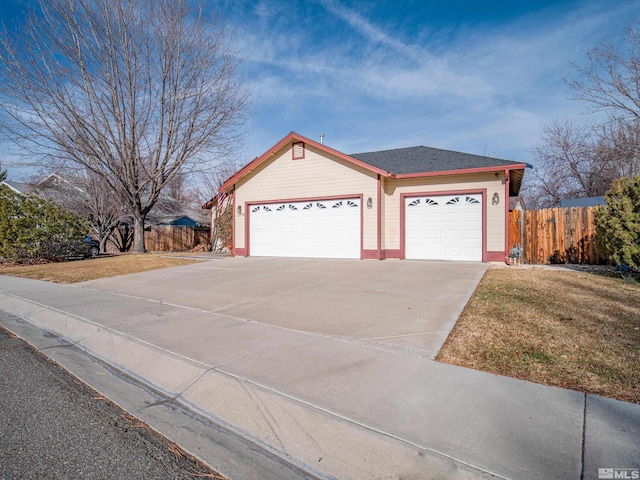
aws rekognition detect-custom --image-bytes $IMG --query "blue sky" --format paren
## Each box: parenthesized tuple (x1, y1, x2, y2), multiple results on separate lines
(222, 0, 639, 164)
(1, 0, 639, 180)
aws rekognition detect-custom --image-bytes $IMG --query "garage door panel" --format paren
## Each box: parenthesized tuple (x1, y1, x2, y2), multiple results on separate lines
(250, 198, 360, 259)
(444, 246, 462, 257)
(423, 212, 442, 222)
(443, 211, 463, 222)
(405, 194, 482, 261)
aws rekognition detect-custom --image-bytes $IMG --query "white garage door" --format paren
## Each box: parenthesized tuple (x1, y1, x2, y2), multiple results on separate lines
(405, 194, 482, 261)
(249, 198, 360, 258)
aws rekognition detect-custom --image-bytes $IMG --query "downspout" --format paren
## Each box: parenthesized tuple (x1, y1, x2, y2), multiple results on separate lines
(504, 170, 510, 265)
(209, 200, 215, 251)
(377, 174, 382, 259)
(244, 199, 250, 257)
(231, 188, 236, 256)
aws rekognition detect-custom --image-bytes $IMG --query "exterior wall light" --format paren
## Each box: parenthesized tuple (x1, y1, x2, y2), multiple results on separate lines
(492, 192, 500, 205)
(237, 205, 242, 216)
(366, 197, 373, 209)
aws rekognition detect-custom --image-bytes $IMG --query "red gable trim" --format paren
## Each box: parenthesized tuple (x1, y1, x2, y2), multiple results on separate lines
(219, 132, 390, 193)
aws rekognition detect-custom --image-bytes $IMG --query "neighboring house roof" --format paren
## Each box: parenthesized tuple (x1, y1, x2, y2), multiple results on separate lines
(1, 176, 84, 201)
(559, 196, 606, 208)
(36, 173, 85, 193)
(220, 132, 527, 196)
(147, 193, 209, 226)
(155, 215, 200, 227)
(3, 174, 209, 228)
(0, 180, 34, 195)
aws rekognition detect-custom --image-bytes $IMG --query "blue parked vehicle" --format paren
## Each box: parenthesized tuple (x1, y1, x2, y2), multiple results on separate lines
(84, 236, 99, 258)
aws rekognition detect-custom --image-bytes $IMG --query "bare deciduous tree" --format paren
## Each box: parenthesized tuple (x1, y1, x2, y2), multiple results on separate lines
(0, 0, 249, 252)
(526, 22, 640, 207)
(596, 119, 640, 179)
(24, 169, 131, 253)
(526, 120, 616, 207)
(81, 174, 131, 253)
(193, 161, 239, 207)
(164, 173, 191, 207)
(567, 22, 640, 122)
(564, 21, 640, 181)
(109, 222, 135, 253)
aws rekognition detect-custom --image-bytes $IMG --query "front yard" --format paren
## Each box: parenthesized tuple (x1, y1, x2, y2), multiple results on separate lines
(0, 254, 200, 283)
(437, 267, 640, 404)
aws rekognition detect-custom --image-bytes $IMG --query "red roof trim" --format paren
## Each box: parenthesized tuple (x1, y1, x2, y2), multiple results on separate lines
(392, 163, 527, 180)
(219, 132, 390, 192)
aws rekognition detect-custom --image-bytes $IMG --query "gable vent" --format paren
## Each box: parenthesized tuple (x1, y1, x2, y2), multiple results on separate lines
(292, 141, 305, 160)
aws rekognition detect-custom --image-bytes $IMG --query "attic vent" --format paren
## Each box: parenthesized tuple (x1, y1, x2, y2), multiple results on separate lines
(292, 141, 305, 160)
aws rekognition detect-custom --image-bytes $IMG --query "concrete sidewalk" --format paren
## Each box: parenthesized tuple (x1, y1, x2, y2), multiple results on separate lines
(0, 274, 638, 480)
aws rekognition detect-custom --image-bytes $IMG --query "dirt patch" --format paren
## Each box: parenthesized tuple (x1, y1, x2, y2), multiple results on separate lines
(437, 267, 640, 404)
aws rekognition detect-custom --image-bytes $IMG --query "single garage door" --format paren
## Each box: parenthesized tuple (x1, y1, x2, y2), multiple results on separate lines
(405, 194, 482, 261)
(249, 198, 360, 258)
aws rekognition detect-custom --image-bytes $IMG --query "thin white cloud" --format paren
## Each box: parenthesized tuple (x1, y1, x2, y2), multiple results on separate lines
(317, 0, 432, 64)
(316, 0, 488, 99)
(253, 0, 281, 20)
(244, 36, 489, 103)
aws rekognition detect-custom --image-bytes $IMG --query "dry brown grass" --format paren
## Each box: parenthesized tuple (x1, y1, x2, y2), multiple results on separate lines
(0, 254, 200, 284)
(437, 268, 640, 404)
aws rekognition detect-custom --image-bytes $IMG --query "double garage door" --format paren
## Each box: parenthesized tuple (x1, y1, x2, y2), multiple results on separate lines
(247, 194, 483, 261)
(405, 194, 483, 261)
(249, 198, 361, 258)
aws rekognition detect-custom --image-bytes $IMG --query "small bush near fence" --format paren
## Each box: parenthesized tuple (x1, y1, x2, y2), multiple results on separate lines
(510, 207, 605, 265)
(595, 176, 640, 270)
(0, 187, 89, 263)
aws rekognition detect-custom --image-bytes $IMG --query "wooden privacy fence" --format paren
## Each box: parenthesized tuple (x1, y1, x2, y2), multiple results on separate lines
(509, 207, 605, 265)
(144, 226, 210, 252)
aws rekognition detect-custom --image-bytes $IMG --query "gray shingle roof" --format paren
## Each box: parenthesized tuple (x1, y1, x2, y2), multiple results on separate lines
(349, 146, 522, 175)
(0, 181, 33, 194)
(559, 197, 606, 208)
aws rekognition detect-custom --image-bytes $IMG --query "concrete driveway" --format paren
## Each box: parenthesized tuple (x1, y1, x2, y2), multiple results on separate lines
(79, 256, 487, 358)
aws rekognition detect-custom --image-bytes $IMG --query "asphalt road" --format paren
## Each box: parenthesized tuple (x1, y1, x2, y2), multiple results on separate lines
(0, 327, 223, 480)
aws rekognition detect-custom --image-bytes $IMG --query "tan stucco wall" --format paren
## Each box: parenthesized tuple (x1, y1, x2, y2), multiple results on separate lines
(382, 173, 507, 253)
(233, 143, 379, 251)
